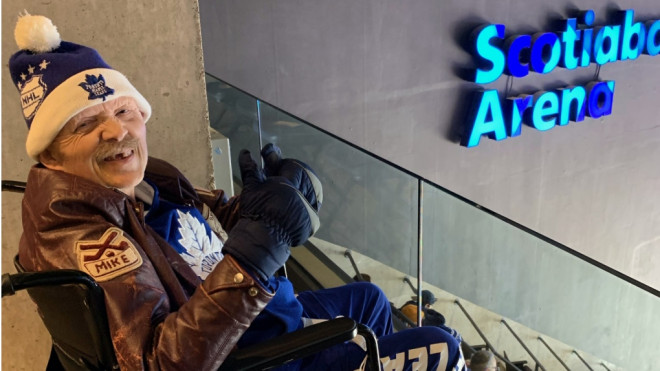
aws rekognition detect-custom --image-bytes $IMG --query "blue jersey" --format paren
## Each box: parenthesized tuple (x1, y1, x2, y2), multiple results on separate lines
(140, 181, 224, 280)
(138, 181, 303, 346)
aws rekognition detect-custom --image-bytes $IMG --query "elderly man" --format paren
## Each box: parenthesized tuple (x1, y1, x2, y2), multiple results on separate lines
(10, 13, 465, 370)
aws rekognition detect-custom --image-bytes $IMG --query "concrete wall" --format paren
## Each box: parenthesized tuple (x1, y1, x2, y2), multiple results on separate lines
(1, 1, 210, 369)
(199, 0, 660, 291)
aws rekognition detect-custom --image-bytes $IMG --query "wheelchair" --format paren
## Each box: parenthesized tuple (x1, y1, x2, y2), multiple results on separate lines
(2, 180, 381, 371)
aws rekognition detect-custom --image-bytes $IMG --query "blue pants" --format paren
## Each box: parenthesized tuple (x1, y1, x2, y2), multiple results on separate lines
(291, 282, 465, 370)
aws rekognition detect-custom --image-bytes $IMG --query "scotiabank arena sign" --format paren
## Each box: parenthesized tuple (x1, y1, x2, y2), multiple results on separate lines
(462, 9, 660, 147)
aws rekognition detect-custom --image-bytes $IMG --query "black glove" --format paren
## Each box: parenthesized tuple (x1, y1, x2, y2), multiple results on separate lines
(222, 149, 316, 280)
(261, 143, 322, 235)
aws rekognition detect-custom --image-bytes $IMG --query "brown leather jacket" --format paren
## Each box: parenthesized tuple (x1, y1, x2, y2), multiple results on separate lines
(19, 158, 274, 370)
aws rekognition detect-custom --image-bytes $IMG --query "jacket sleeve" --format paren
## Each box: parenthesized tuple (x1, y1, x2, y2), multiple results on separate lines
(195, 188, 241, 232)
(143, 255, 273, 370)
(20, 200, 273, 371)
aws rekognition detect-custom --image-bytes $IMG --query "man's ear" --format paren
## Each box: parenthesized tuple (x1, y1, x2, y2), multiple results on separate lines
(38, 149, 63, 170)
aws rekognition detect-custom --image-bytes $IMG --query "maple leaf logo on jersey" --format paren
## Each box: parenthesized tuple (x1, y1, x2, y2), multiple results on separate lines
(176, 210, 224, 279)
(78, 74, 115, 101)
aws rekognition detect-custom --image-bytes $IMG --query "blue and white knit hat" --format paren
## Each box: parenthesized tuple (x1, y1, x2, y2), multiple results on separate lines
(9, 12, 152, 161)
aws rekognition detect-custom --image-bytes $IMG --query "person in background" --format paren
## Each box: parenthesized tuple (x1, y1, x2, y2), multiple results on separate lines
(467, 349, 499, 371)
(400, 289, 438, 322)
(400, 290, 464, 344)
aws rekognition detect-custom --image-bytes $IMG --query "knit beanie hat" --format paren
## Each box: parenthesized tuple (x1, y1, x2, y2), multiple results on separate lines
(9, 12, 152, 161)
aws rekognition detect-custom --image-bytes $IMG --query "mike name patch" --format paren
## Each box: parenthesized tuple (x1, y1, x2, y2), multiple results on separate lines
(76, 227, 143, 282)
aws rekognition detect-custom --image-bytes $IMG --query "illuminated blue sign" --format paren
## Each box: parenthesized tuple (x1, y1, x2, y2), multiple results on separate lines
(463, 9, 659, 147)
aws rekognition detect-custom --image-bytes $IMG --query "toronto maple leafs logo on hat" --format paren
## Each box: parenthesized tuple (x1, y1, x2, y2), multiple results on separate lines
(79, 74, 115, 101)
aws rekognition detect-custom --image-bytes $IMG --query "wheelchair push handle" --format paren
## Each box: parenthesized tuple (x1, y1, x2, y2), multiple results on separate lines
(2, 273, 17, 297)
(1, 180, 27, 193)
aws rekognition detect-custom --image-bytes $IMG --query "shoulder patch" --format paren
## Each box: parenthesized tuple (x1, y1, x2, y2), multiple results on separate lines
(76, 227, 143, 282)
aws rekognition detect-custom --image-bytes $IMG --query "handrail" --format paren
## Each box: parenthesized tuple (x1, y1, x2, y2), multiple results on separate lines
(500, 319, 545, 371)
(572, 350, 594, 371)
(537, 337, 570, 371)
(343, 250, 366, 282)
(205, 72, 659, 299)
(402, 277, 417, 294)
(453, 300, 521, 371)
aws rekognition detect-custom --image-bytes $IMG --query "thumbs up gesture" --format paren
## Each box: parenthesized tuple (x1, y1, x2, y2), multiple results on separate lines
(222, 146, 322, 279)
(261, 143, 322, 233)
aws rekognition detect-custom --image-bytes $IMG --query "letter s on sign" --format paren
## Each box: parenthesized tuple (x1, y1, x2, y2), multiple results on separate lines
(473, 24, 506, 84)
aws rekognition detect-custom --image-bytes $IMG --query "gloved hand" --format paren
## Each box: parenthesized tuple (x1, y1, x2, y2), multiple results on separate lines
(261, 143, 322, 235)
(222, 149, 318, 280)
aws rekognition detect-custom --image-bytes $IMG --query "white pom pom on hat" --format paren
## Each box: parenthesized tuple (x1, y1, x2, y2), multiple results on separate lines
(8, 11, 151, 161)
(14, 11, 61, 53)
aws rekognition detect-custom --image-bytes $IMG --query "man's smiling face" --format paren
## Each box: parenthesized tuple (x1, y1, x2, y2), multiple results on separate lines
(39, 96, 148, 198)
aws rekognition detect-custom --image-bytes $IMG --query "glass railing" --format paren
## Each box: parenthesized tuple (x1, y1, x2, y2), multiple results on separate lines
(205, 72, 659, 371)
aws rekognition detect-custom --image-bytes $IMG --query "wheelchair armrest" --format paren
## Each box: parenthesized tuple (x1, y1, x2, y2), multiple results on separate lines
(219, 317, 359, 371)
(1, 180, 27, 193)
(1, 270, 103, 297)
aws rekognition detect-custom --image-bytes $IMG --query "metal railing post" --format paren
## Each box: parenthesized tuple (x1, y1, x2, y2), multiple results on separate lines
(256, 99, 263, 162)
(500, 319, 545, 371)
(343, 250, 365, 282)
(537, 337, 570, 370)
(453, 300, 521, 371)
(572, 350, 594, 371)
(416, 180, 423, 327)
(402, 277, 417, 293)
